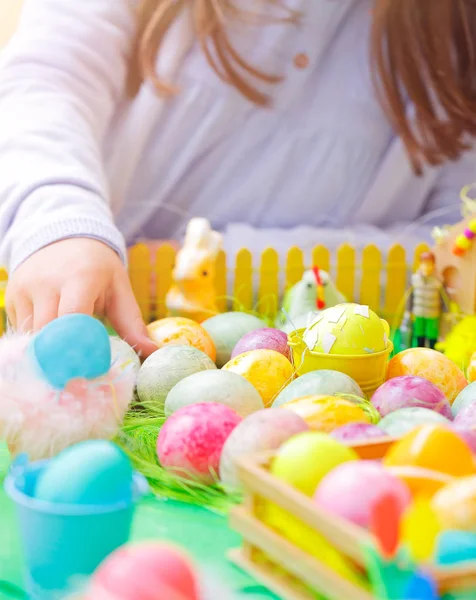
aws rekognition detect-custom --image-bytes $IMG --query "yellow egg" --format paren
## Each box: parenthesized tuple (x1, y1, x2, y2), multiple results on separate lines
(222, 349, 293, 406)
(303, 303, 389, 356)
(432, 476, 476, 531)
(147, 317, 216, 362)
(280, 394, 378, 432)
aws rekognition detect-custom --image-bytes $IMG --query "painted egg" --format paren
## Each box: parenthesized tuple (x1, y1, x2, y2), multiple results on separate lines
(270, 431, 358, 496)
(89, 542, 200, 600)
(202, 312, 267, 367)
(386, 466, 455, 498)
(223, 349, 294, 407)
(387, 348, 467, 404)
(384, 424, 476, 478)
(219, 408, 309, 489)
(331, 423, 388, 443)
(35, 441, 133, 505)
(147, 317, 216, 362)
(157, 402, 241, 484)
(137, 346, 216, 412)
(454, 403, 476, 430)
(378, 407, 450, 438)
(281, 395, 379, 433)
(371, 376, 452, 419)
(436, 531, 476, 566)
(164, 370, 264, 418)
(314, 461, 410, 528)
(273, 370, 363, 408)
(453, 426, 476, 453)
(432, 476, 476, 531)
(452, 381, 476, 417)
(231, 328, 291, 361)
(302, 303, 389, 355)
(110, 336, 141, 375)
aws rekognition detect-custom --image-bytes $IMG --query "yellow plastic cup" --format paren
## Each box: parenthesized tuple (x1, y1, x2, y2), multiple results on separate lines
(288, 329, 393, 398)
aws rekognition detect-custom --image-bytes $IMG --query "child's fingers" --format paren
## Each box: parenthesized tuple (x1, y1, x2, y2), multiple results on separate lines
(33, 290, 60, 331)
(13, 295, 34, 332)
(107, 276, 157, 358)
(58, 282, 97, 318)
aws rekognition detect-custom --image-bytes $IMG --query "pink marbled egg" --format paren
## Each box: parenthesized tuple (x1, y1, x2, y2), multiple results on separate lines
(157, 403, 242, 484)
(330, 423, 388, 443)
(314, 460, 411, 528)
(454, 403, 476, 430)
(371, 376, 452, 419)
(231, 328, 291, 361)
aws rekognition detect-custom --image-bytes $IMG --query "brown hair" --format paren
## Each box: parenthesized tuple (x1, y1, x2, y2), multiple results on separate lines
(128, 0, 476, 174)
(420, 251, 436, 264)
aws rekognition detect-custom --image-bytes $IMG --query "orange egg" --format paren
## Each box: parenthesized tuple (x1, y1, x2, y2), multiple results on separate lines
(384, 424, 476, 479)
(147, 317, 216, 362)
(386, 466, 455, 498)
(281, 395, 377, 433)
(387, 348, 467, 404)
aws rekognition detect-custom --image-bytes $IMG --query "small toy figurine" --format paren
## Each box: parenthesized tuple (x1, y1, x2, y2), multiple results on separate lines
(278, 267, 347, 332)
(166, 218, 223, 323)
(408, 252, 444, 349)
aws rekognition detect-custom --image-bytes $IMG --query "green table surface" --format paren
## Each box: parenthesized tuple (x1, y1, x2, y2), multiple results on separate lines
(0, 444, 279, 600)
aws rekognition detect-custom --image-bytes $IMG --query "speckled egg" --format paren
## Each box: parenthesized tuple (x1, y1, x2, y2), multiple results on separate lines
(432, 476, 476, 531)
(147, 317, 216, 362)
(387, 348, 467, 404)
(137, 346, 216, 412)
(273, 370, 363, 408)
(157, 402, 242, 484)
(281, 395, 379, 433)
(164, 370, 264, 418)
(202, 312, 267, 367)
(110, 336, 141, 375)
(219, 408, 309, 489)
(371, 376, 452, 419)
(314, 461, 411, 528)
(378, 408, 450, 438)
(232, 328, 291, 361)
(452, 381, 476, 417)
(223, 349, 294, 407)
(331, 423, 388, 443)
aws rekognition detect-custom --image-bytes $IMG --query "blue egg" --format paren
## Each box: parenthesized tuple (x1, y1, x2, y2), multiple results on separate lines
(31, 314, 111, 389)
(404, 572, 437, 600)
(34, 441, 133, 506)
(436, 531, 476, 566)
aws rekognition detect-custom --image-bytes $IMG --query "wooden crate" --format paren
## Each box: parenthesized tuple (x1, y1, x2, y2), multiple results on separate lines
(229, 440, 476, 600)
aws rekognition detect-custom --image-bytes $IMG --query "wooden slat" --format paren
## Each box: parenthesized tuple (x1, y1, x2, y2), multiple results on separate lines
(285, 247, 305, 291)
(312, 245, 331, 273)
(336, 244, 355, 302)
(359, 245, 382, 313)
(233, 249, 253, 311)
(154, 243, 176, 319)
(215, 250, 227, 312)
(258, 248, 279, 320)
(383, 244, 407, 326)
(128, 244, 152, 320)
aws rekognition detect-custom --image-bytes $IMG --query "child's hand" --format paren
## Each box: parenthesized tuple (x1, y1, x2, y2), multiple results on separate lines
(5, 238, 157, 358)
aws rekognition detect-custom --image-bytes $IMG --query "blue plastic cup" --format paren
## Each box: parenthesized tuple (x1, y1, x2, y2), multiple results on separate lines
(5, 455, 148, 599)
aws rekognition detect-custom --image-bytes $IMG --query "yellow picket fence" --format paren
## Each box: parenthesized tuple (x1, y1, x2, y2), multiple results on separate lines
(128, 241, 431, 325)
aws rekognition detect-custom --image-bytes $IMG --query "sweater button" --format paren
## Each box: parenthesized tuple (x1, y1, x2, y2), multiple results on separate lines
(294, 53, 309, 69)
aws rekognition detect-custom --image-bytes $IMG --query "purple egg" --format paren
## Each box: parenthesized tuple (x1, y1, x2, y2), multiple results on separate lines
(231, 328, 291, 361)
(453, 426, 476, 454)
(454, 403, 476, 429)
(371, 376, 452, 419)
(330, 423, 387, 443)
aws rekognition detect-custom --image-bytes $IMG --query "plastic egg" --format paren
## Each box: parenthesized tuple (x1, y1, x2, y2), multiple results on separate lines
(314, 461, 410, 528)
(157, 402, 241, 484)
(452, 381, 476, 417)
(384, 424, 476, 478)
(219, 408, 309, 489)
(281, 395, 379, 433)
(455, 403, 476, 429)
(432, 476, 476, 531)
(401, 499, 442, 562)
(387, 348, 467, 404)
(231, 328, 291, 361)
(223, 349, 294, 407)
(271, 432, 358, 496)
(164, 370, 264, 418)
(378, 407, 450, 438)
(202, 312, 267, 367)
(302, 303, 389, 355)
(436, 531, 476, 566)
(136, 346, 216, 412)
(331, 423, 388, 443)
(35, 441, 133, 505)
(272, 370, 363, 408)
(89, 542, 199, 600)
(110, 336, 141, 375)
(371, 376, 452, 419)
(147, 317, 216, 362)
